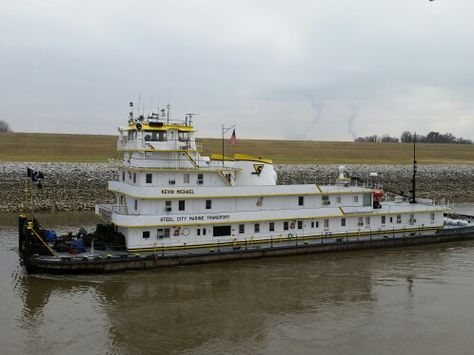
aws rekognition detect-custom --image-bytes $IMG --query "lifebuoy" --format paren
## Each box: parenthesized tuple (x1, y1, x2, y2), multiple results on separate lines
(182, 228, 190, 236)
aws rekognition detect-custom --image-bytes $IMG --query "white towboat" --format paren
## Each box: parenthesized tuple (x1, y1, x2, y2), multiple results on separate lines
(18, 105, 474, 273)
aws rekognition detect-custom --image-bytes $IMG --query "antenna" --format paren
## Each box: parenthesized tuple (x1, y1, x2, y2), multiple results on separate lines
(167, 88, 171, 124)
(410, 132, 417, 204)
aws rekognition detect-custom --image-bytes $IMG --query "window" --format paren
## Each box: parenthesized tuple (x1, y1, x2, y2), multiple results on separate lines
(322, 195, 330, 205)
(142, 231, 150, 239)
(409, 213, 416, 224)
(284, 222, 289, 231)
(358, 217, 364, 226)
(254, 223, 260, 233)
(430, 213, 435, 222)
(213, 225, 231, 237)
(397, 215, 402, 224)
(390, 216, 393, 223)
(269, 222, 275, 232)
(341, 218, 346, 227)
(133, 173, 136, 183)
(169, 178, 175, 185)
(205, 200, 212, 210)
(311, 221, 315, 228)
(381, 215, 386, 225)
(146, 173, 152, 184)
(315, 221, 319, 228)
(157, 228, 170, 239)
(198, 173, 204, 185)
(184, 174, 190, 184)
(239, 224, 245, 234)
(165, 201, 172, 212)
(179, 200, 185, 211)
(363, 193, 372, 207)
(134, 199, 138, 210)
(197, 228, 200, 236)
(298, 196, 304, 206)
(336, 196, 342, 204)
(122, 171, 125, 181)
(203, 228, 207, 236)
(324, 219, 329, 229)
(354, 195, 359, 203)
(297, 221, 303, 229)
(365, 216, 371, 226)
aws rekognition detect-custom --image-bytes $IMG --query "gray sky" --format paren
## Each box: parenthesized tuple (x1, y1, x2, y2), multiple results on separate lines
(1, 0, 474, 140)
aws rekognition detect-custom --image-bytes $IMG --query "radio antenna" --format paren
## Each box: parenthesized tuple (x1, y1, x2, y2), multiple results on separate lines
(167, 88, 171, 124)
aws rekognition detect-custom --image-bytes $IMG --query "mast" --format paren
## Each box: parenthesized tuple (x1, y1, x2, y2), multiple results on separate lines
(410, 132, 417, 204)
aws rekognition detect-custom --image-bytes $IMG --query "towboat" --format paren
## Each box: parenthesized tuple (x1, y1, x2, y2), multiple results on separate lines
(18, 106, 474, 273)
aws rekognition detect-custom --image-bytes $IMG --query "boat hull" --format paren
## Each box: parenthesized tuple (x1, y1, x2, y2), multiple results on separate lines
(26, 226, 474, 274)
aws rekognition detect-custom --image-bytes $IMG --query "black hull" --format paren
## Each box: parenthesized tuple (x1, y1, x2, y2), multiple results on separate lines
(25, 226, 474, 274)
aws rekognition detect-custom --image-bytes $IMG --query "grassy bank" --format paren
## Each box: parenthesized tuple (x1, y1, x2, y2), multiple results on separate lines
(1, 132, 473, 164)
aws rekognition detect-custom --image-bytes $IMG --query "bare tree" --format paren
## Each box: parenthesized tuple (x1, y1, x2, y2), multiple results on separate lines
(0, 120, 12, 133)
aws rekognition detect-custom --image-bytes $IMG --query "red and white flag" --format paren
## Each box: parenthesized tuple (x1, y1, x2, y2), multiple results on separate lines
(229, 129, 237, 145)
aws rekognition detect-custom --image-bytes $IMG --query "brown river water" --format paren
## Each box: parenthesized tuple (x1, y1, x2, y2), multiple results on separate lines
(1, 204, 474, 355)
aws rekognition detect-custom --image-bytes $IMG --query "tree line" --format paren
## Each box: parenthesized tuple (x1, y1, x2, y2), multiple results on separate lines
(0, 120, 12, 133)
(355, 131, 472, 144)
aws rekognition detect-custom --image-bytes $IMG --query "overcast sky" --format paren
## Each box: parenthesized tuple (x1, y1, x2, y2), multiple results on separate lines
(1, 0, 473, 140)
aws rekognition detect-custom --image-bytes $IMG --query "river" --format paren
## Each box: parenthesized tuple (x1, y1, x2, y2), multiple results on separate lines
(1, 204, 474, 354)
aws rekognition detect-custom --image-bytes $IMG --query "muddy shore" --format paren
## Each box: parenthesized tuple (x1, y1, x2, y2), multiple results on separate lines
(1, 162, 472, 213)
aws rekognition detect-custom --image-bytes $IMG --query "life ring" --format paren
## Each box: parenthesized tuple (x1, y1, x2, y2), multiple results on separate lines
(173, 227, 181, 237)
(182, 228, 190, 236)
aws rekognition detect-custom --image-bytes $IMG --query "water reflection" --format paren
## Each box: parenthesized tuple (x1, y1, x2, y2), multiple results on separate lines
(3, 206, 474, 354)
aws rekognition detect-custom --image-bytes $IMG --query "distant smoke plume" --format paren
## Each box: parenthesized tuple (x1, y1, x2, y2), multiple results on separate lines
(347, 103, 358, 139)
(306, 94, 324, 124)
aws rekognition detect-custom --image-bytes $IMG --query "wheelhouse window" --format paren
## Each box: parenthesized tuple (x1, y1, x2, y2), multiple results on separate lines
(179, 200, 185, 211)
(298, 196, 304, 206)
(213, 225, 231, 237)
(205, 200, 212, 210)
(146, 173, 152, 184)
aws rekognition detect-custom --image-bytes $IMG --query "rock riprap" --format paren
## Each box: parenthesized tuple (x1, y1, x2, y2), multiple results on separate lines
(1, 162, 472, 213)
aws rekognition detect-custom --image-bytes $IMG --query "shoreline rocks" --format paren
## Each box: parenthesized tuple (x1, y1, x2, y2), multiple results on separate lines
(1, 162, 472, 213)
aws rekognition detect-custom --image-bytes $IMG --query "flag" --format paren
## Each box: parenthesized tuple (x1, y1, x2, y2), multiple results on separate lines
(27, 168, 45, 189)
(229, 129, 237, 145)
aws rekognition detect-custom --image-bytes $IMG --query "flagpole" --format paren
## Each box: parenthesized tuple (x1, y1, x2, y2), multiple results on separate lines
(221, 124, 236, 167)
